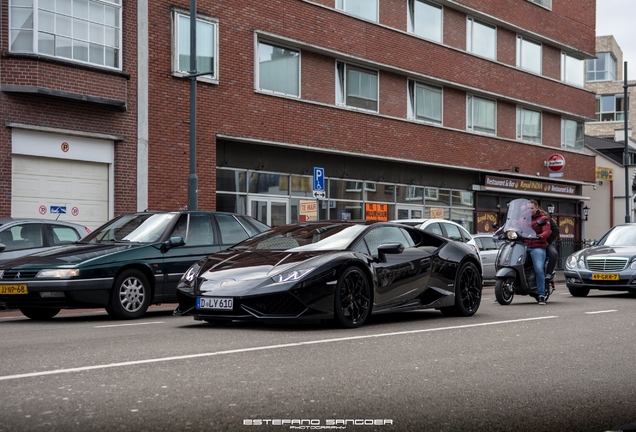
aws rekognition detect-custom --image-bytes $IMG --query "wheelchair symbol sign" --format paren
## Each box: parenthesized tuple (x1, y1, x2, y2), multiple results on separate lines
(314, 167, 324, 191)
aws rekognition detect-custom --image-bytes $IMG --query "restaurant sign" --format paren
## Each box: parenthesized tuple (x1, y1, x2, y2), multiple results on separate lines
(484, 175, 577, 196)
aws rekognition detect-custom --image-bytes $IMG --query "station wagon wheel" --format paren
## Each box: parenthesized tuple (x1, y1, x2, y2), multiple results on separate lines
(106, 269, 151, 320)
(494, 277, 515, 305)
(20, 307, 61, 320)
(568, 287, 590, 297)
(334, 267, 371, 328)
(441, 262, 482, 316)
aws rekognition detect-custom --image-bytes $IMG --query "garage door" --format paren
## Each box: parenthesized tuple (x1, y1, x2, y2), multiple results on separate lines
(12, 155, 109, 230)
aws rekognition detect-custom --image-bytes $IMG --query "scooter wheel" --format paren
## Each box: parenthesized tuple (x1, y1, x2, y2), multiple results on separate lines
(494, 277, 515, 305)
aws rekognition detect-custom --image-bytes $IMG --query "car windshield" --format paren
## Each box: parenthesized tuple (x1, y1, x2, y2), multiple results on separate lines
(83, 213, 178, 244)
(597, 225, 636, 246)
(233, 223, 367, 251)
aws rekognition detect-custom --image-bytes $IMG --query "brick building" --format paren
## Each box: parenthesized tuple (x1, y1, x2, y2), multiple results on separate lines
(1, 0, 597, 237)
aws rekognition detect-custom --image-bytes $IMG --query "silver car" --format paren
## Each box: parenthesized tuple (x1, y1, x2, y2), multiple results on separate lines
(0, 218, 91, 264)
(564, 223, 636, 296)
(472, 233, 503, 281)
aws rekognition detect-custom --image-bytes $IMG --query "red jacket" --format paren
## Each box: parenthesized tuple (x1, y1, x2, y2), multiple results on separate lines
(523, 210, 551, 249)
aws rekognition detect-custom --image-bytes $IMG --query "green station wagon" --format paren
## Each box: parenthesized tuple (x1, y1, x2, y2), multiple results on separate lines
(0, 211, 269, 320)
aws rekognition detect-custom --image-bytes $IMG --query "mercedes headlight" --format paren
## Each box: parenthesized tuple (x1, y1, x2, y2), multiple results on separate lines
(36, 269, 80, 278)
(272, 267, 316, 283)
(565, 255, 578, 270)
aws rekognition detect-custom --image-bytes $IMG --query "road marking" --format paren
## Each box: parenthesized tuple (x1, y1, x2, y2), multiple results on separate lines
(94, 322, 165, 328)
(0, 316, 557, 382)
(584, 310, 617, 314)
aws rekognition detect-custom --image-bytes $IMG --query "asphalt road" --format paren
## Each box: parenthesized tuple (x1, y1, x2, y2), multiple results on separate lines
(1, 284, 636, 432)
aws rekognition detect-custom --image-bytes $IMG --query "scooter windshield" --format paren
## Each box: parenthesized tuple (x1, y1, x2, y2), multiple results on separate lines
(502, 198, 537, 238)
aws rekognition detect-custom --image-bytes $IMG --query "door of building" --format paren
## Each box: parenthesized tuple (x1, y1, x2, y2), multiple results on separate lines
(248, 197, 289, 227)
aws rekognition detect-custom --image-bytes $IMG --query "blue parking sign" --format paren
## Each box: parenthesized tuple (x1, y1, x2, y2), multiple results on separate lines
(314, 167, 325, 191)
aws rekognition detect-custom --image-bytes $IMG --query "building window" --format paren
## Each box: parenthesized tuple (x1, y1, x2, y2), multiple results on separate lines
(595, 94, 625, 122)
(516, 36, 542, 74)
(516, 107, 542, 143)
(561, 119, 584, 152)
(408, 81, 442, 124)
(561, 53, 584, 87)
(9, 0, 122, 69)
(527, 0, 552, 8)
(407, 0, 442, 43)
(467, 95, 496, 135)
(257, 42, 300, 97)
(336, 0, 378, 22)
(173, 10, 217, 81)
(336, 62, 378, 112)
(466, 18, 496, 60)
(586, 52, 617, 82)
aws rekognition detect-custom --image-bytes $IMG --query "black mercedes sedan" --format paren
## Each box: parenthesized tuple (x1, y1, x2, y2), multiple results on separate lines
(174, 221, 483, 328)
(0, 211, 269, 320)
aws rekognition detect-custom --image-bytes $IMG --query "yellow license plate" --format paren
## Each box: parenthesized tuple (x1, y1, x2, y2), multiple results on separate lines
(591, 274, 619, 281)
(0, 284, 29, 294)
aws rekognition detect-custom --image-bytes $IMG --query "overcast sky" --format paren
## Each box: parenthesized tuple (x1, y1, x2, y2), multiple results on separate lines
(595, 0, 636, 80)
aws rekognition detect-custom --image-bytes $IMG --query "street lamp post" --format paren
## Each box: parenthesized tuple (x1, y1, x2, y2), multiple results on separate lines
(583, 205, 590, 222)
(547, 203, 555, 217)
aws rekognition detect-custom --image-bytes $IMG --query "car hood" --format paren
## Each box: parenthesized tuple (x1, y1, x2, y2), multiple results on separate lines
(0, 242, 149, 268)
(576, 245, 636, 259)
(196, 249, 337, 296)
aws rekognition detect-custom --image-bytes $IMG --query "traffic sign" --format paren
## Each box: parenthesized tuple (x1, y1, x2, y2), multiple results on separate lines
(547, 154, 565, 172)
(313, 190, 326, 199)
(313, 167, 324, 191)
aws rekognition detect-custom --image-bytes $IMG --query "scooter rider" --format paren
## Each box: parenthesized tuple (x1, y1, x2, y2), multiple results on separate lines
(526, 199, 552, 305)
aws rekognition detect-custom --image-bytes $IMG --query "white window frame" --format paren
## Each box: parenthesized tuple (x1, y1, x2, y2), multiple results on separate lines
(466, 94, 496, 135)
(407, 0, 443, 43)
(516, 35, 542, 74)
(466, 17, 496, 60)
(336, 61, 379, 112)
(172, 9, 218, 83)
(408, 80, 442, 124)
(516, 106, 542, 144)
(527, 0, 552, 9)
(561, 118, 584, 152)
(586, 52, 617, 82)
(256, 40, 300, 97)
(595, 94, 625, 122)
(9, 0, 122, 70)
(336, 0, 378, 22)
(424, 187, 439, 200)
(561, 52, 584, 87)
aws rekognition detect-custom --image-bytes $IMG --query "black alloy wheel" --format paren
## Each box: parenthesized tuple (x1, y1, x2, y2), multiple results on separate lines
(334, 267, 371, 328)
(441, 262, 482, 316)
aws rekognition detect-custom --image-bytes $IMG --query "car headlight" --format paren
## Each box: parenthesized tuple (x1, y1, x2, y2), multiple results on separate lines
(181, 262, 201, 283)
(565, 255, 578, 270)
(271, 267, 316, 283)
(505, 231, 518, 240)
(36, 269, 80, 278)
(629, 260, 636, 270)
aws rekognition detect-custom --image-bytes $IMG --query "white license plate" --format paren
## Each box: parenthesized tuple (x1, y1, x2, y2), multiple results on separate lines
(196, 297, 233, 310)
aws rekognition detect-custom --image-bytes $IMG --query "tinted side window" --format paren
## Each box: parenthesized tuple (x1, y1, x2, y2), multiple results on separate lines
(15, 224, 43, 248)
(362, 226, 412, 256)
(187, 214, 215, 246)
(423, 222, 443, 236)
(216, 214, 250, 245)
(237, 215, 270, 236)
(52, 226, 81, 244)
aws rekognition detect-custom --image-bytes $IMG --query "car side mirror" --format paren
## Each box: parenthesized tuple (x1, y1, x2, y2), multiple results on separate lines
(0, 243, 5, 252)
(377, 242, 404, 262)
(166, 236, 186, 249)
